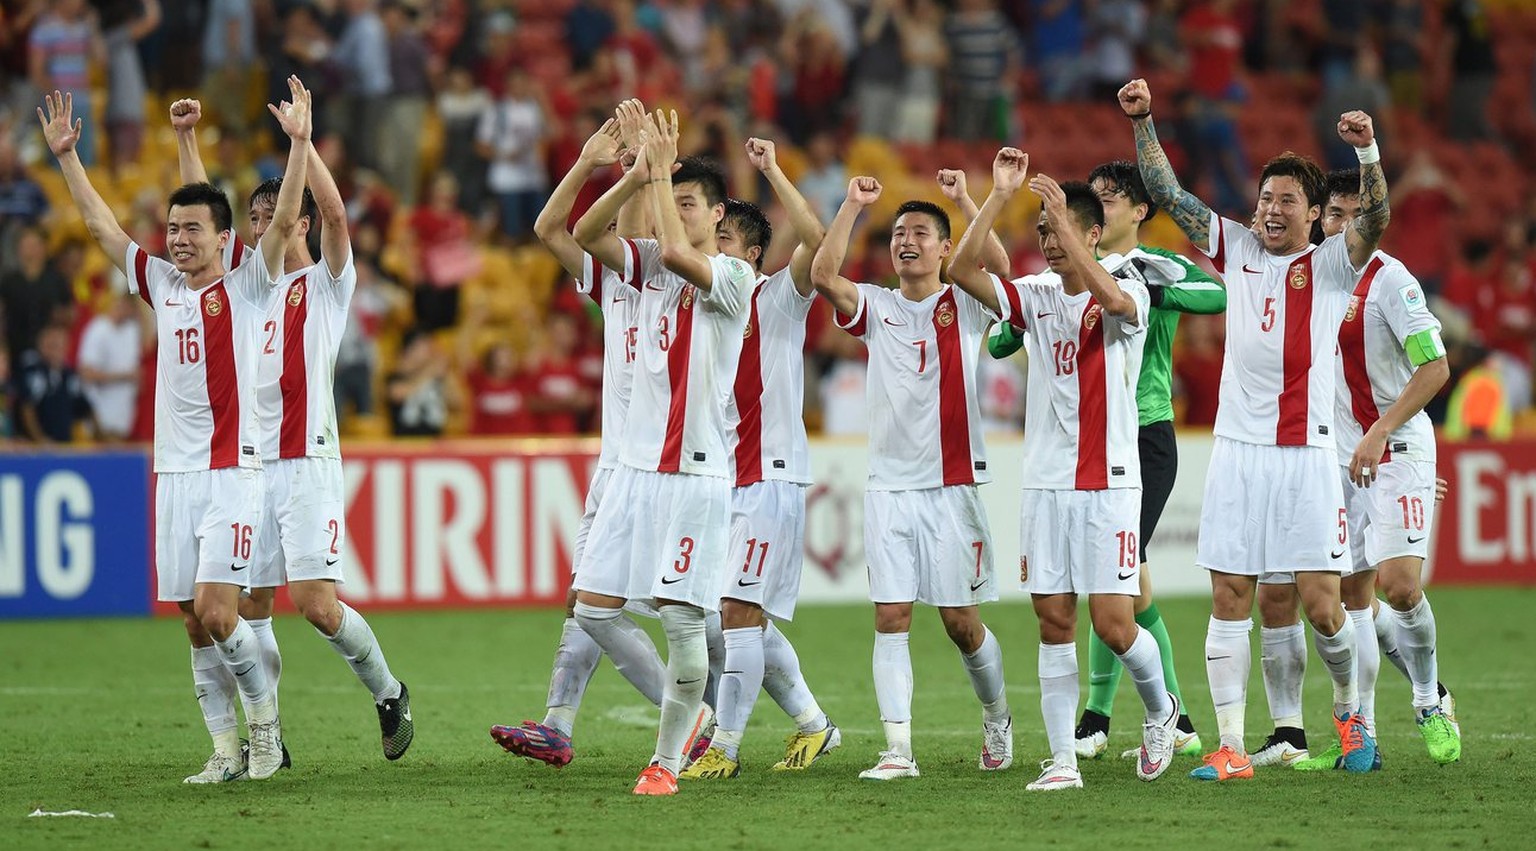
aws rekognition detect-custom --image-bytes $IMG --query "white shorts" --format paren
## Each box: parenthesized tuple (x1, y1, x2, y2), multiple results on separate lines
(577, 466, 732, 612)
(1197, 438, 1349, 579)
(155, 467, 267, 601)
(1344, 459, 1436, 573)
(251, 456, 347, 588)
(572, 465, 615, 576)
(724, 480, 807, 622)
(865, 485, 996, 607)
(1019, 488, 1142, 596)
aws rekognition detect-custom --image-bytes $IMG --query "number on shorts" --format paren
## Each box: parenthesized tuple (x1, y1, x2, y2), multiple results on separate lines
(912, 339, 927, 373)
(327, 519, 340, 554)
(1261, 297, 1277, 332)
(673, 536, 695, 574)
(1116, 530, 1138, 568)
(230, 522, 252, 561)
(176, 327, 201, 364)
(1397, 495, 1425, 531)
(1053, 339, 1077, 376)
(741, 537, 769, 577)
(1337, 508, 1348, 545)
(972, 540, 984, 578)
(263, 320, 278, 355)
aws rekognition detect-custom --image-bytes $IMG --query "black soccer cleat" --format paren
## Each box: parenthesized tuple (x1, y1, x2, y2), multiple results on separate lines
(378, 682, 414, 760)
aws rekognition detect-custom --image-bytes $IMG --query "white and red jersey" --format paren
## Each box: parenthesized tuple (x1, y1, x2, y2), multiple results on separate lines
(1203, 213, 1357, 448)
(730, 267, 815, 487)
(989, 266, 1150, 490)
(579, 249, 640, 470)
(127, 240, 274, 472)
(618, 237, 754, 478)
(1334, 251, 1443, 465)
(836, 283, 995, 490)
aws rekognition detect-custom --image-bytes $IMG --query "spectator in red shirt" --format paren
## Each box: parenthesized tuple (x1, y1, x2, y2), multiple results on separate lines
(526, 311, 595, 434)
(405, 173, 481, 331)
(1180, 0, 1242, 101)
(1383, 151, 1465, 295)
(1174, 314, 1224, 427)
(466, 340, 537, 435)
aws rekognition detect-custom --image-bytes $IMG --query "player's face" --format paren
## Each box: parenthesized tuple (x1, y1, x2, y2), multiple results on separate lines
(1322, 193, 1362, 238)
(1253, 175, 1319, 254)
(890, 212, 951, 278)
(714, 221, 762, 268)
(166, 204, 228, 275)
(249, 198, 310, 246)
(673, 181, 723, 249)
(1091, 178, 1144, 248)
(1036, 209, 1098, 274)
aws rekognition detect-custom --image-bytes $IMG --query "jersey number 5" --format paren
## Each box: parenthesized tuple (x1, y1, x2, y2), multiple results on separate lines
(1261, 297, 1277, 333)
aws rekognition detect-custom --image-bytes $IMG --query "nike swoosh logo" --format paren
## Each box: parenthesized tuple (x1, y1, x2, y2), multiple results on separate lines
(164, 299, 182, 306)
(231, 563, 247, 572)
(1242, 264, 1260, 273)
(1407, 535, 1425, 544)
(1278, 751, 1302, 765)
(675, 677, 702, 685)
(644, 282, 666, 292)
(969, 580, 987, 592)
(1205, 655, 1231, 661)
(234, 664, 255, 677)
(1036, 311, 1055, 319)
(1117, 570, 1136, 580)
(882, 317, 907, 326)
(661, 575, 685, 584)
(1331, 549, 1346, 559)
(325, 558, 339, 567)
(737, 579, 762, 587)
(723, 670, 744, 675)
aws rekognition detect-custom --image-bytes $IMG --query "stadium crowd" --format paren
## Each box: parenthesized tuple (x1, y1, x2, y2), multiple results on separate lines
(1, 0, 1532, 444)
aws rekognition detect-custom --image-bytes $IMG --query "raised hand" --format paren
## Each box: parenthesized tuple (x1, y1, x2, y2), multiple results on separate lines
(936, 169, 969, 203)
(169, 99, 202, 132)
(267, 75, 313, 142)
(1029, 173, 1068, 224)
(1118, 78, 1152, 117)
(745, 137, 777, 172)
(1337, 110, 1375, 148)
(580, 117, 624, 167)
(846, 176, 882, 207)
(992, 147, 1030, 195)
(36, 91, 83, 157)
(644, 108, 680, 175)
(615, 98, 647, 149)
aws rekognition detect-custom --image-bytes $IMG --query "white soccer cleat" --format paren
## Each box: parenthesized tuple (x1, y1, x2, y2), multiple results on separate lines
(1136, 694, 1179, 781)
(979, 714, 1013, 771)
(1074, 729, 1108, 760)
(859, 751, 920, 780)
(246, 718, 285, 780)
(1025, 759, 1083, 791)
(1250, 731, 1308, 768)
(183, 750, 247, 784)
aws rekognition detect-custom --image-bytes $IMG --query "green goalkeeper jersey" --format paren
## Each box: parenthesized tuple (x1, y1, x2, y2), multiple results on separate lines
(986, 244, 1226, 427)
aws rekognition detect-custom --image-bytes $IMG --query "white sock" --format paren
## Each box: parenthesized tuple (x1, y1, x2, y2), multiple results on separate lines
(1116, 627, 1173, 721)
(715, 626, 765, 759)
(1038, 642, 1079, 769)
(1392, 595, 1440, 710)
(324, 602, 401, 703)
(960, 627, 1009, 723)
(573, 602, 665, 707)
(1374, 602, 1411, 680)
(703, 609, 725, 710)
(1207, 617, 1253, 753)
(542, 617, 602, 737)
(761, 622, 827, 733)
(217, 618, 275, 722)
(1260, 624, 1306, 729)
(653, 605, 709, 774)
(1311, 615, 1359, 717)
(247, 617, 281, 715)
(1348, 607, 1380, 736)
(191, 645, 240, 757)
(873, 632, 913, 757)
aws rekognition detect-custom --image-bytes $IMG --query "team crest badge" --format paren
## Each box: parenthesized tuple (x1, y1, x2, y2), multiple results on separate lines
(1344, 295, 1360, 322)
(287, 281, 305, 306)
(1019, 556, 1029, 583)
(1084, 304, 1102, 330)
(681, 285, 695, 309)
(1289, 263, 1308, 289)
(203, 291, 223, 316)
(936, 302, 955, 327)
(743, 320, 754, 339)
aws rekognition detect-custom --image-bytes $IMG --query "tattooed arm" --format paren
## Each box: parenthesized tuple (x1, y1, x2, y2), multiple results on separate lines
(1118, 79, 1213, 249)
(1339, 110, 1389, 269)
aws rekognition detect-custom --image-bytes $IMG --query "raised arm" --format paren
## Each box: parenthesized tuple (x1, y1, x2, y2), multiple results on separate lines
(1119, 79, 1213, 249)
(949, 150, 1031, 314)
(535, 117, 623, 278)
(1032, 173, 1140, 322)
(645, 109, 715, 290)
(306, 140, 349, 279)
(37, 92, 130, 270)
(260, 75, 313, 277)
(810, 177, 879, 317)
(613, 98, 652, 239)
(1338, 110, 1390, 269)
(938, 169, 1010, 277)
(573, 125, 652, 272)
(169, 98, 209, 184)
(747, 136, 825, 296)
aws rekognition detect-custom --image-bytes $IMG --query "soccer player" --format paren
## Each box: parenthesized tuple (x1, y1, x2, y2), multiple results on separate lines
(37, 79, 311, 782)
(681, 136, 839, 780)
(1253, 168, 1459, 770)
(988, 160, 1222, 760)
(171, 96, 414, 765)
(949, 151, 1180, 790)
(572, 110, 755, 796)
(1120, 77, 1388, 780)
(809, 176, 1011, 781)
(490, 106, 667, 766)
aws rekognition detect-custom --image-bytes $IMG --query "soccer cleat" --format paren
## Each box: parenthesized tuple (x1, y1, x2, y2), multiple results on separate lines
(858, 751, 920, 780)
(773, 720, 842, 771)
(980, 714, 1013, 771)
(1293, 740, 1383, 772)
(678, 746, 740, 780)
(1136, 694, 1179, 781)
(184, 750, 248, 784)
(1438, 683, 1460, 736)
(681, 704, 716, 770)
(239, 737, 291, 770)
(1189, 745, 1254, 781)
(490, 721, 573, 768)
(1251, 729, 1309, 767)
(378, 682, 414, 761)
(1418, 707, 1462, 765)
(1073, 710, 1110, 760)
(246, 718, 284, 780)
(1025, 759, 1083, 791)
(632, 762, 678, 796)
(1122, 727, 1202, 761)
(1335, 711, 1378, 773)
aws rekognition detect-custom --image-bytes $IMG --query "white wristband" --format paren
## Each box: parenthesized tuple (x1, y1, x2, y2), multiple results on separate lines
(1355, 141, 1380, 165)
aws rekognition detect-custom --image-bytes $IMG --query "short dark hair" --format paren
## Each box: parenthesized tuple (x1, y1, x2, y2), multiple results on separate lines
(672, 156, 727, 209)
(1258, 152, 1328, 210)
(249, 177, 318, 226)
(1325, 168, 1360, 202)
(167, 182, 234, 233)
(1059, 181, 1105, 232)
(722, 198, 772, 270)
(1088, 160, 1156, 223)
(894, 200, 951, 240)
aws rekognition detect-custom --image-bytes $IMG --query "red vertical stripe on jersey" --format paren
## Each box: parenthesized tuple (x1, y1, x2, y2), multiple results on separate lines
(279, 275, 310, 459)
(733, 285, 765, 487)
(133, 248, 151, 306)
(1075, 301, 1109, 489)
(658, 287, 697, 472)
(1339, 256, 1390, 462)
(1276, 253, 1315, 445)
(934, 289, 974, 486)
(201, 283, 241, 469)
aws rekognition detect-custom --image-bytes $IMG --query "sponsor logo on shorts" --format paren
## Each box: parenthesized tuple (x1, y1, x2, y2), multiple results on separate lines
(325, 558, 339, 567)
(1407, 535, 1425, 544)
(969, 578, 987, 592)
(737, 579, 762, 588)
(661, 575, 685, 585)
(1117, 569, 1136, 581)
(231, 563, 247, 572)
(1330, 548, 1346, 559)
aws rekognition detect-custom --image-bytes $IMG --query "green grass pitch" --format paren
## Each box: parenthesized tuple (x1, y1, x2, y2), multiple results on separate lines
(5, 589, 1536, 850)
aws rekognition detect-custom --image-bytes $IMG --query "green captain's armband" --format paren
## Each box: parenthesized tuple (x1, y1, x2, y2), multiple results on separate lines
(1405, 328, 1447, 367)
(987, 321, 1024, 359)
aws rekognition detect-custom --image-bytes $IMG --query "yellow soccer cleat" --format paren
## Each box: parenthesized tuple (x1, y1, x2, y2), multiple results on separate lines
(678, 746, 740, 780)
(772, 720, 842, 771)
